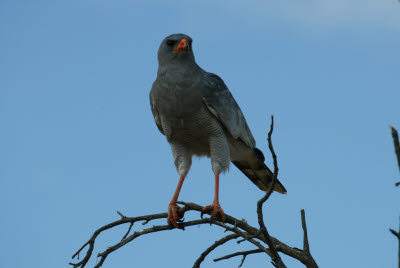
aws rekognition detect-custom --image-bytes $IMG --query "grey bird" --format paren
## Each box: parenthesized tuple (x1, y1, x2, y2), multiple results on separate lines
(150, 34, 286, 227)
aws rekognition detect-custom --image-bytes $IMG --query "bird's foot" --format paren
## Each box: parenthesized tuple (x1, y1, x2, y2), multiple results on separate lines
(201, 202, 226, 222)
(167, 202, 184, 228)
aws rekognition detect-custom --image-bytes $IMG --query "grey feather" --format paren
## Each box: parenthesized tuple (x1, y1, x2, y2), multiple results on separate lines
(202, 72, 255, 148)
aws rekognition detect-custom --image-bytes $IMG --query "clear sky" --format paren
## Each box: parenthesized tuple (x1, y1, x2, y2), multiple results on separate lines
(1, 1, 400, 267)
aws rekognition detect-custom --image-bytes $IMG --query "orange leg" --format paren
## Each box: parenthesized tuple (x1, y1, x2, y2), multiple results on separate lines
(202, 173, 226, 221)
(168, 175, 185, 228)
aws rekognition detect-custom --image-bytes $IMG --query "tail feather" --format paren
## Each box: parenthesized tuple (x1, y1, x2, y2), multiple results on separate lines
(232, 148, 287, 194)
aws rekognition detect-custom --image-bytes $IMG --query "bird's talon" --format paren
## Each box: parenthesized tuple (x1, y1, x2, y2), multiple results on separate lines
(168, 203, 184, 228)
(202, 203, 226, 222)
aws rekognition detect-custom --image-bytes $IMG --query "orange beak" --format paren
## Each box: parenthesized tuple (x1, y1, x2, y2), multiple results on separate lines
(173, 39, 188, 52)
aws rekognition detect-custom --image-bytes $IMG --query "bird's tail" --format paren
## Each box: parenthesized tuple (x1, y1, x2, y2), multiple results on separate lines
(232, 148, 287, 194)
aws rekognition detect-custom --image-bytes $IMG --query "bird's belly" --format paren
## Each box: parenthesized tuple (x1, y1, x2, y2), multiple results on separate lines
(161, 106, 224, 157)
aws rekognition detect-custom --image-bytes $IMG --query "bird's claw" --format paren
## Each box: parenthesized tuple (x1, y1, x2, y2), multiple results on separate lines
(201, 203, 226, 222)
(168, 203, 184, 228)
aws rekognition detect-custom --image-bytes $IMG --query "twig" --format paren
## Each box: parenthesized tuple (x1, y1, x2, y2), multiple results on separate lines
(390, 229, 400, 239)
(390, 125, 400, 172)
(389, 125, 400, 267)
(213, 221, 273, 257)
(121, 222, 133, 241)
(69, 210, 178, 268)
(390, 217, 400, 268)
(214, 249, 263, 267)
(299, 210, 318, 268)
(95, 219, 215, 268)
(389, 124, 400, 186)
(116, 211, 126, 219)
(301, 210, 310, 253)
(255, 115, 286, 268)
(192, 234, 239, 268)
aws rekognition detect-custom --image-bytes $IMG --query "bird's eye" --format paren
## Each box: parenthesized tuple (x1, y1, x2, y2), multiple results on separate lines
(166, 40, 175, 46)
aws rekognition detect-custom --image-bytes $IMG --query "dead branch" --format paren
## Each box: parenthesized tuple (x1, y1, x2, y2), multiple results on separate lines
(70, 117, 318, 268)
(255, 115, 286, 268)
(301, 209, 310, 253)
(193, 234, 239, 268)
(389, 124, 400, 186)
(390, 217, 400, 268)
(300, 209, 318, 268)
(214, 249, 263, 267)
(389, 124, 400, 268)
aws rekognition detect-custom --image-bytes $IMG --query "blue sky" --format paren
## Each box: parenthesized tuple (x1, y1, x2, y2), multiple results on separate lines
(1, 1, 400, 267)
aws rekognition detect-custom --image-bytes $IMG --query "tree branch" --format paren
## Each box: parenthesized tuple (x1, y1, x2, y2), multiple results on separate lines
(389, 124, 400, 186)
(193, 234, 239, 268)
(70, 116, 319, 268)
(301, 209, 310, 253)
(390, 218, 400, 268)
(389, 125, 400, 268)
(214, 249, 263, 267)
(256, 115, 286, 268)
(70, 202, 319, 268)
(300, 210, 318, 268)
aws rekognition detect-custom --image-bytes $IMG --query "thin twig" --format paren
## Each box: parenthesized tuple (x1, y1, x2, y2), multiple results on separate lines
(389, 124, 400, 186)
(301, 209, 310, 253)
(192, 234, 239, 268)
(121, 222, 133, 241)
(389, 125, 400, 267)
(255, 115, 286, 268)
(299, 210, 319, 268)
(116, 211, 126, 219)
(390, 125, 400, 173)
(214, 249, 263, 267)
(390, 217, 400, 268)
(95, 219, 214, 268)
(390, 229, 400, 239)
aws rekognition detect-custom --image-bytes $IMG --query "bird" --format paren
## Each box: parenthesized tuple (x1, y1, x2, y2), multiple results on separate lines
(150, 34, 286, 227)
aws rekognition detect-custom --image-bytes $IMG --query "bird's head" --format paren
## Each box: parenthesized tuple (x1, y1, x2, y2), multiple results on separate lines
(158, 33, 195, 65)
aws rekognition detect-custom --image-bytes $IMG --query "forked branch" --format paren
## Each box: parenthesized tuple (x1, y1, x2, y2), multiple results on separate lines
(70, 116, 318, 268)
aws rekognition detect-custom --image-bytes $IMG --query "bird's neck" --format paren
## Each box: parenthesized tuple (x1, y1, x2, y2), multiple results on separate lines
(157, 60, 202, 79)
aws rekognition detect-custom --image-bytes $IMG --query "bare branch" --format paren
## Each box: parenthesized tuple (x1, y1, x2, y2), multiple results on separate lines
(69, 209, 183, 268)
(299, 210, 319, 268)
(116, 211, 126, 219)
(70, 117, 319, 268)
(389, 125, 400, 267)
(390, 125, 400, 172)
(389, 124, 400, 186)
(192, 234, 239, 268)
(214, 249, 263, 267)
(390, 229, 400, 239)
(390, 217, 400, 268)
(95, 219, 214, 268)
(121, 222, 133, 241)
(301, 209, 310, 253)
(70, 201, 317, 268)
(255, 115, 286, 268)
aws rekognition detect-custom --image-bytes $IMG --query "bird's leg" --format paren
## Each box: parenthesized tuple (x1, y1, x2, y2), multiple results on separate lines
(201, 173, 226, 221)
(168, 174, 186, 228)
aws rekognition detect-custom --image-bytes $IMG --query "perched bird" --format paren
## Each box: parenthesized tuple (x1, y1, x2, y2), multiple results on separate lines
(150, 34, 286, 227)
